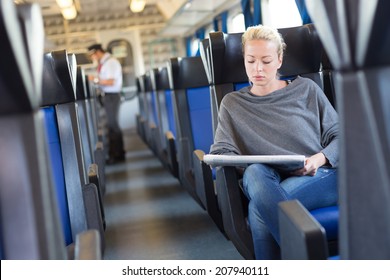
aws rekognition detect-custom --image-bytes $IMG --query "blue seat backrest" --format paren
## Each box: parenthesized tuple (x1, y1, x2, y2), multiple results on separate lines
(168, 56, 211, 153)
(144, 72, 159, 126)
(164, 89, 176, 138)
(186, 86, 213, 152)
(42, 106, 73, 245)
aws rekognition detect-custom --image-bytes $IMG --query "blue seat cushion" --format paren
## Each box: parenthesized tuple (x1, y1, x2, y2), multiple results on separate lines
(42, 106, 73, 245)
(187, 86, 213, 153)
(310, 205, 339, 240)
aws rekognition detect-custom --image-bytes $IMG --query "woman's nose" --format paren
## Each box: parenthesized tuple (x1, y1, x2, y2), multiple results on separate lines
(255, 61, 262, 72)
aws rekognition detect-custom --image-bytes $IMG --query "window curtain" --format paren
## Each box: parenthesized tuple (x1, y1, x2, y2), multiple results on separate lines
(185, 36, 192, 57)
(221, 11, 228, 33)
(295, 0, 312, 24)
(241, 0, 262, 28)
(195, 27, 205, 56)
(253, 0, 262, 25)
(241, 0, 253, 28)
(213, 11, 228, 33)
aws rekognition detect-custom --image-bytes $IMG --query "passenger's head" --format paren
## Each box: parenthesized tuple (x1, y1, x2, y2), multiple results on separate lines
(87, 43, 105, 61)
(241, 25, 286, 84)
(242, 25, 286, 58)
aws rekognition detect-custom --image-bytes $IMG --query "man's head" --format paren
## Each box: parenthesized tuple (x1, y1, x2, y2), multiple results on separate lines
(87, 43, 105, 61)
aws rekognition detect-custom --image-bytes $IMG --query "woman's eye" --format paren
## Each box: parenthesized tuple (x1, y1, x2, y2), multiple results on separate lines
(263, 61, 272, 64)
(247, 60, 255, 64)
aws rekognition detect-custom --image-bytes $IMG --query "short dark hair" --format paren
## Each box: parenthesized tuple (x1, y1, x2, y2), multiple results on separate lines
(87, 43, 104, 54)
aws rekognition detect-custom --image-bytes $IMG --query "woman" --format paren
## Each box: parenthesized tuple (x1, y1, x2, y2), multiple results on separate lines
(209, 25, 339, 259)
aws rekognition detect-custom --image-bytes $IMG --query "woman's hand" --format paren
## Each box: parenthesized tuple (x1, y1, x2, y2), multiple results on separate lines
(292, 152, 327, 176)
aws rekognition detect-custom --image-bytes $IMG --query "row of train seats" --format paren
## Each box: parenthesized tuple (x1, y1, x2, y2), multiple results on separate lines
(281, 0, 390, 259)
(135, 23, 340, 259)
(0, 1, 107, 259)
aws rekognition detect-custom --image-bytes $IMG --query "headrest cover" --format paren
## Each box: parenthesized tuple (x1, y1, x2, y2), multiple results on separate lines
(168, 56, 209, 90)
(149, 68, 159, 92)
(0, 0, 36, 114)
(144, 72, 153, 92)
(278, 24, 323, 77)
(306, 0, 390, 70)
(76, 66, 87, 100)
(156, 67, 170, 91)
(41, 50, 76, 106)
(17, 3, 44, 99)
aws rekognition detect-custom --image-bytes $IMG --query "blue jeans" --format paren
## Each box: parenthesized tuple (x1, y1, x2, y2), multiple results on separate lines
(242, 163, 338, 260)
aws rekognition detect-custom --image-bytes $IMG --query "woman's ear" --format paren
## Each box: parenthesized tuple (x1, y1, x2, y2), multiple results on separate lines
(278, 56, 283, 69)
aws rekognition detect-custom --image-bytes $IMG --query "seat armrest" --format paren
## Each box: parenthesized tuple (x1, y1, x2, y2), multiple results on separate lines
(82, 183, 105, 252)
(216, 166, 255, 259)
(165, 131, 178, 177)
(193, 149, 225, 234)
(74, 229, 102, 260)
(278, 199, 328, 260)
(88, 163, 106, 229)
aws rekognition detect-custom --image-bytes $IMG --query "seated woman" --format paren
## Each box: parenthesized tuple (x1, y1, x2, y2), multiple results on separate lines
(209, 25, 339, 260)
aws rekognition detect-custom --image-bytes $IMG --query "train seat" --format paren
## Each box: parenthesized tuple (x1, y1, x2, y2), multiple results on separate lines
(135, 75, 147, 142)
(76, 66, 107, 197)
(41, 50, 105, 251)
(207, 24, 339, 259)
(151, 66, 179, 177)
(288, 0, 390, 259)
(140, 71, 160, 153)
(0, 0, 100, 259)
(167, 56, 214, 211)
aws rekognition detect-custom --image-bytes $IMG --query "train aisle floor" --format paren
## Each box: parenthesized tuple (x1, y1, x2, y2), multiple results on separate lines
(103, 128, 244, 260)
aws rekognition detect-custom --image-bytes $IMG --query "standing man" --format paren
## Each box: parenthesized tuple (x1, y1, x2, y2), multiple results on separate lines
(88, 43, 126, 164)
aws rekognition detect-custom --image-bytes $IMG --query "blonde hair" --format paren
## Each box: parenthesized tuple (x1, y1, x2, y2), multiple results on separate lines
(242, 25, 286, 58)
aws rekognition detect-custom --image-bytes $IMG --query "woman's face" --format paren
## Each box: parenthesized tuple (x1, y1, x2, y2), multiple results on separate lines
(244, 39, 282, 88)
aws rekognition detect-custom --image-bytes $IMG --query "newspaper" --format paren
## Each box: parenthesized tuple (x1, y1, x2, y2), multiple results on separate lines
(203, 154, 306, 172)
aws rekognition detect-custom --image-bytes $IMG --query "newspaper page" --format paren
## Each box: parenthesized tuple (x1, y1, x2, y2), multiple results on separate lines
(203, 154, 306, 172)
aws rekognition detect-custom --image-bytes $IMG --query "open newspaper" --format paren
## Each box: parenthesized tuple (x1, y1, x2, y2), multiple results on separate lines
(203, 154, 306, 172)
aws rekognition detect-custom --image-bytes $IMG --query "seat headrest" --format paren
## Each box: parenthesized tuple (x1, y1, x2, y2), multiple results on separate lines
(306, 0, 390, 70)
(210, 24, 323, 84)
(17, 3, 44, 98)
(155, 67, 170, 91)
(278, 24, 323, 77)
(149, 68, 159, 92)
(209, 31, 247, 85)
(41, 50, 76, 106)
(76, 66, 87, 100)
(144, 71, 153, 92)
(136, 75, 145, 93)
(199, 38, 212, 83)
(168, 56, 209, 90)
(0, 0, 37, 115)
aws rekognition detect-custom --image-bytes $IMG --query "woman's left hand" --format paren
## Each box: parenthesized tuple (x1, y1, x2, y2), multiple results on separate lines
(292, 153, 327, 176)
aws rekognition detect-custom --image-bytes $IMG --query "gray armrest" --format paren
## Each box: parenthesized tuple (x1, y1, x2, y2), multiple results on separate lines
(165, 131, 178, 177)
(74, 229, 102, 260)
(83, 183, 105, 252)
(278, 199, 328, 260)
(193, 149, 224, 234)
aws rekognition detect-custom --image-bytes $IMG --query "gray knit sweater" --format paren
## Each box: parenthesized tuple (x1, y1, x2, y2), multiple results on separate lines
(210, 76, 339, 167)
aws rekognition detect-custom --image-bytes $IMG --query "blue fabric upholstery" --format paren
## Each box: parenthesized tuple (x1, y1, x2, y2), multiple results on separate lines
(42, 106, 73, 246)
(187, 86, 213, 153)
(151, 90, 159, 126)
(311, 205, 339, 241)
(165, 89, 176, 138)
(234, 82, 250, 91)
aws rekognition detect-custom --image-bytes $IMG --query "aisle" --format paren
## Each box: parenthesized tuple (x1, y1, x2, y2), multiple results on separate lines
(102, 129, 243, 260)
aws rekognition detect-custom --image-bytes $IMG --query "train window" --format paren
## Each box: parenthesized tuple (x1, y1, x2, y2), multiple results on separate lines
(263, 0, 302, 28)
(190, 37, 200, 56)
(205, 24, 215, 39)
(230, 13, 246, 33)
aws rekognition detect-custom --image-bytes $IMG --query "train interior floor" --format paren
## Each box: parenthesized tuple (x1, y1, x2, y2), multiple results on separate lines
(103, 128, 244, 260)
